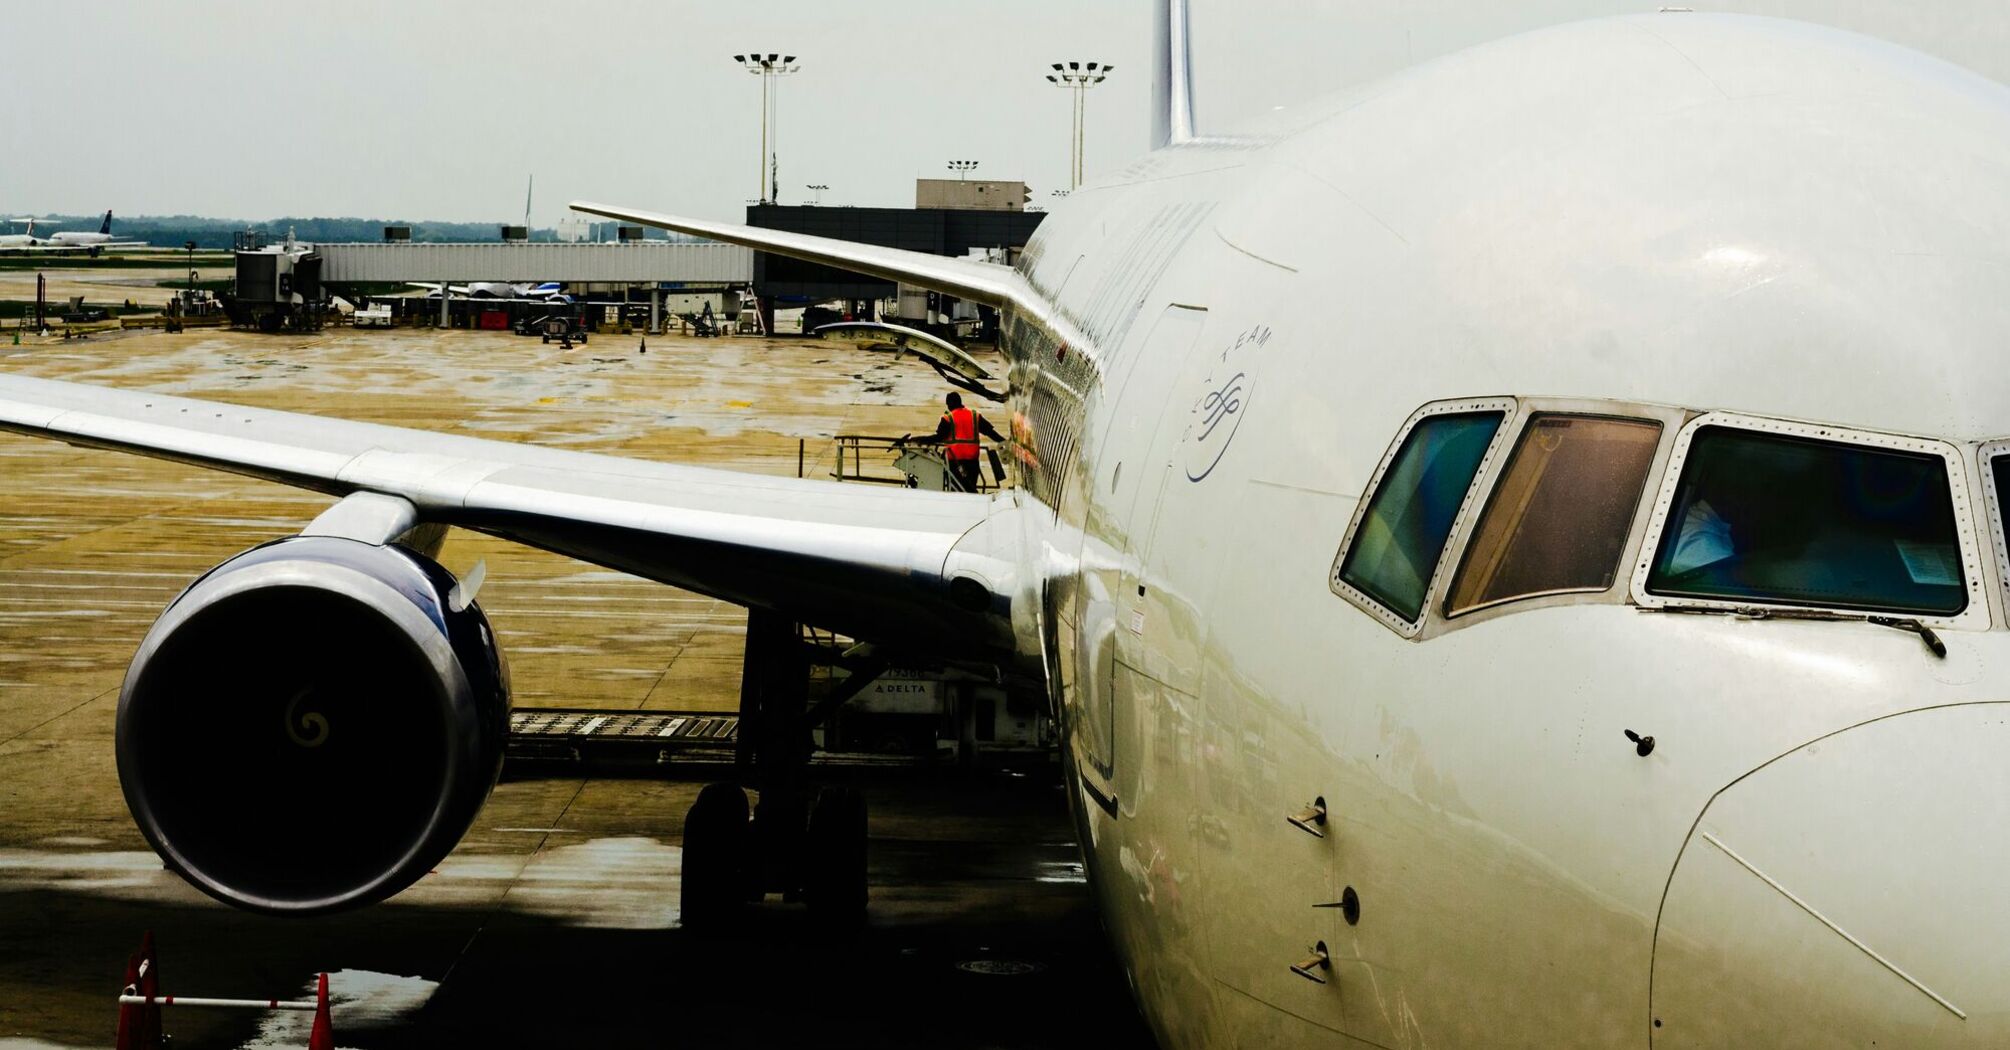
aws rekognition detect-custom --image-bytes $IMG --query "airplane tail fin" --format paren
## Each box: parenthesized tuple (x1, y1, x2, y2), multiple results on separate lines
(99, 211, 112, 235)
(1152, 0, 1196, 147)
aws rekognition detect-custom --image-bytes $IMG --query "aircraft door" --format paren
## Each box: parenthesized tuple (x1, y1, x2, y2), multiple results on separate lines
(1069, 305, 1209, 800)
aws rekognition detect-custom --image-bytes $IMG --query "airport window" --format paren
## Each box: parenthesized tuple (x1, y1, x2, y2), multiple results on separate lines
(1645, 427, 1966, 616)
(1447, 415, 1662, 616)
(1339, 411, 1504, 623)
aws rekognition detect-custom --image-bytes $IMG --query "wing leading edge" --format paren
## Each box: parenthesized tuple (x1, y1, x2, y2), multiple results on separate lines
(569, 201, 1040, 312)
(0, 373, 1020, 661)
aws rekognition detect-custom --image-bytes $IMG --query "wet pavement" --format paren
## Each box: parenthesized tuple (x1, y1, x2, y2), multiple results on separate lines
(0, 324, 1151, 1049)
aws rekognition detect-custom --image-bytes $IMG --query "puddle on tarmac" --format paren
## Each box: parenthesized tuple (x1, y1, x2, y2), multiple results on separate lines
(236, 969, 439, 1050)
(0, 837, 686, 928)
(430, 835, 683, 930)
(0, 848, 177, 899)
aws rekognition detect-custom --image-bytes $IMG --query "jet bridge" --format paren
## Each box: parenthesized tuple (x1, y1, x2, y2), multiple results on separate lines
(314, 241, 752, 285)
(314, 241, 753, 334)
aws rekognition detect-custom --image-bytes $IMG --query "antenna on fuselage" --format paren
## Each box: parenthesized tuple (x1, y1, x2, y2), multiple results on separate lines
(1152, 0, 1197, 147)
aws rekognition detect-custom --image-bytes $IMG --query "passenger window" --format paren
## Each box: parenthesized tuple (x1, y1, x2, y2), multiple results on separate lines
(1339, 411, 1503, 623)
(1646, 427, 1965, 615)
(1447, 415, 1661, 616)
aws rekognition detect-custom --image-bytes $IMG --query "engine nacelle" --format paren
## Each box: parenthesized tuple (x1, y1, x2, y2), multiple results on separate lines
(117, 535, 509, 914)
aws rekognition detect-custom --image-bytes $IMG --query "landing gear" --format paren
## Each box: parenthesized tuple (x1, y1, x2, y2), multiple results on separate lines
(677, 781, 870, 931)
(679, 782, 749, 931)
(803, 785, 868, 929)
(677, 610, 871, 932)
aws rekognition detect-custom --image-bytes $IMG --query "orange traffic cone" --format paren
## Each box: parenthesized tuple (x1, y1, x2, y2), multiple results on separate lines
(115, 932, 163, 1050)
(136, 933, 162, 1050)
(113, 951, 140, 1050)
(308, 972, 334, 1050)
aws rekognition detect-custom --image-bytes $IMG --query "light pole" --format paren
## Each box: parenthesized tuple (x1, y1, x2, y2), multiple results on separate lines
(1045, 61, 1111, 190)
(806, 183, 828, 205)
(732, 53, 801, 203)
(947, 160, 979, 181)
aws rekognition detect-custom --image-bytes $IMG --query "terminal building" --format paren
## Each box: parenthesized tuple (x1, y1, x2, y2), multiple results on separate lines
(238, 181, 1046, 337)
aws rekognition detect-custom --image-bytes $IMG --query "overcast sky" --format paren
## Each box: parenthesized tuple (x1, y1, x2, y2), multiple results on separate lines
(8, 1, 2010, 225)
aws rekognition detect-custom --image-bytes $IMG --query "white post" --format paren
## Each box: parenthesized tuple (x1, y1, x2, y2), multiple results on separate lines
(120, 994, 319, 1011)
(1075, 84, 1086, 189)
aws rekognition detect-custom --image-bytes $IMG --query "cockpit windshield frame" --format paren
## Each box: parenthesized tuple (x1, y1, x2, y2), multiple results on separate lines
(1438, 400, 1685, 626)
(1330, 397, 1517, 638)
(1630, 412, 1989, 631)
(1973, 438, 2010, 621)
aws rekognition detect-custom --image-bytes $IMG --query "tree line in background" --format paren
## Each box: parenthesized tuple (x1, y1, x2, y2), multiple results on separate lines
(0, 214, 691, 250)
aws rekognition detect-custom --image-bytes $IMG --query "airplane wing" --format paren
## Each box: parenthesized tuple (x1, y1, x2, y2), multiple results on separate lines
(569, 201, 1039, 312)
(0, 372, 1020, 661)
(812, 321, 1007, 403)
(813, 321, 992, 380)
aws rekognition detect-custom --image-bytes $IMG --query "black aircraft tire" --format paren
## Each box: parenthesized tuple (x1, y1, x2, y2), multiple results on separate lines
(680, 782, 750, 931)
(803, 785, 868, 930)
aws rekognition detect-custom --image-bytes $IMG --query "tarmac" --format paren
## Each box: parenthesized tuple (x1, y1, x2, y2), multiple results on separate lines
(0, 319, 1151, 1048)
(0, 263, 233, 314)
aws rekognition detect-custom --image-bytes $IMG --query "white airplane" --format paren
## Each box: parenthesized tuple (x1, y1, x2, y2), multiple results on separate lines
(408, 280, 567, 300)
(0, 218, 50, 248)
(1, 211, 149, 254)
(43, 210, 148, 250)
(5, 2, 2010, 1046)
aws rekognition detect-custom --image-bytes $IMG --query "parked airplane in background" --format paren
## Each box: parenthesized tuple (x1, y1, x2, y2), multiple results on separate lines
(0, 218, 49, 248)
(5, 2, 2010, 1046)
(409, 280, 567, 301)
(42, 211, 148, 251)
(0, 211, 149, 255)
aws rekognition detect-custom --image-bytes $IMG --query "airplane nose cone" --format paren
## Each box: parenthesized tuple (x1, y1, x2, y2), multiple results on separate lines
(1653, 703, 2010, 1045)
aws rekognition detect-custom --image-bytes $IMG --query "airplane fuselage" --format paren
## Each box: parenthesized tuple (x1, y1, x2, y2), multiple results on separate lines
(1003, 14, 2010, 1046)
(6, 11, 2008, 1048)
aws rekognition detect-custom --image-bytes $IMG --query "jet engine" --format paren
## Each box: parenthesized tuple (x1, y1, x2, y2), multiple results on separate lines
(116, 535, 509, 914)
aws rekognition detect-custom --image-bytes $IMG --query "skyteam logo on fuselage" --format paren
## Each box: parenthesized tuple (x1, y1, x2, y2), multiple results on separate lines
(1182, 323, 1270, 483)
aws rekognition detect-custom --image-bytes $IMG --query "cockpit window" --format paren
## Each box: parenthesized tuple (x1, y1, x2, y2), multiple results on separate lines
(1447, 415, 1662, 616)
(1339, 411, 1503, 623)
(1992, 456, 2010, 536)
(1645, 426, 1966, 615)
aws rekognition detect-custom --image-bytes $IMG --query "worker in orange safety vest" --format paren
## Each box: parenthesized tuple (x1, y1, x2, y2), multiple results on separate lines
(932, 391, 1003, 492)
